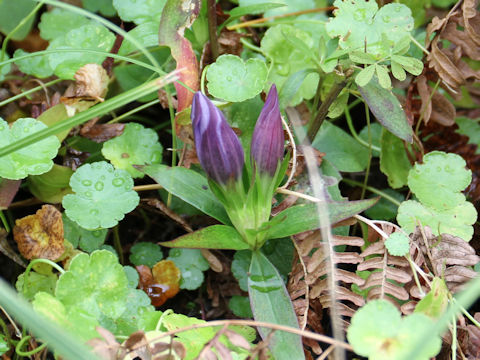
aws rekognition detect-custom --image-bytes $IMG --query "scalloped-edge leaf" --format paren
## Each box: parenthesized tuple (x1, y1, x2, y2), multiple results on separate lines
(358, 77, 413, 143)
(266, 198, 378, 239)
(141, 164, 230, 225)
(248, 251, 304, 360)
(161, 225, 249, 250)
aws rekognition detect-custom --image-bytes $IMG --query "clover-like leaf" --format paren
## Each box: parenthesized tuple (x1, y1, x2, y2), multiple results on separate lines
(113, 0, 166, 25)
(408, 151, 471, 211)
(47, 23, 115, 79)
(102, 123, 163, 178)
(206, 55, 268, 102)
(385, 232, 410, 257)
(347, 299, 441, 360)
(63, 161, 139, 230)
(129, 242, 163, 267)
(397, 200, 477, 241)
(63, 213, 107, 252)
(0, 118, 60, 180)
(56, 250, 129, 320)
(260, 24, 319, 106)
(326, 0, 414, 59)
(167, 248, 209, 290)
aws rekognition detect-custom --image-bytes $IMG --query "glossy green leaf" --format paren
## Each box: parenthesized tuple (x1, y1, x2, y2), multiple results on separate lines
(397, 200, 477, 241)
(82, 0, 116, 16)
(63, 214, 108, 252)
(113, 0, 166, 25)
(0, 0, 37, 40)
(48, 23, 115, 79)
(168, 248, 209, 290)
(56, 251, 128, 319)
(38, 9, 90, 41)
(102, 123, 163, 178)
(63, 161, 139, 230)
(248, 251, 304, 360)
(129, 242, 163, 267)
(312, 121, 369, 172)
(359, 77, 413, 143)
(267, 198, 378, 239)
(207, 55, 268, 102)
(161, 225, 249, 250)
(348, 299, 441, 360)
(142, 164, 230, 224)
(27, 164, 73, 204)
(326, 1, 414, 59)
(408, 151, 471, 211)
(385, 232, 410, 256)
(118, 22, 161, 55)
(260, 24, 319, 105)
(0, 118, 61, 180)
(380, 128, 411, 188)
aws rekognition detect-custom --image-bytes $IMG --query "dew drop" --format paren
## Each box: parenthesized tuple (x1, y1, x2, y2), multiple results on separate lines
(353, 8, 366, 21)
(382, 15, 390, 23)
(82, 180, 92, 186)
(112, 178, 124, 187)
(94, 181, 104, 191)
(100, 175, 106, 180)
(277, 64, 290, 76)
(0, 125, 4, 131)
(226, 76, 232, 81)
(90, 209, 99, 215)
(84, 191, 93, 198)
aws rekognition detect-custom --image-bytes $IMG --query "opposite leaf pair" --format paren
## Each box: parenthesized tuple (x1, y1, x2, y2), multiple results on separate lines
(191, 86, 285, 249)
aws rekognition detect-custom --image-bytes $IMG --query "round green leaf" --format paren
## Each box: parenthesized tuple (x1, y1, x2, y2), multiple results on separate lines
(82, 0, 117, 17)
(385, 232, 410, 256)
(408, 151, 471, 210)
(63, 161, 139, 230)
(348, 299, 441, 360)
(113, 0, 166, 25)
(0, 118, 60, 180)
(231, 250, 252, 292)
(102, 123, 163, 178)
(39, 9, 91, 41)
(229, 295, 253, 318)
(129, 242, 163, 267)
(167, 248, 209, 290)
(63, 213, 107, 252)
(397, 200, 477, 241)
(55, 250, 129, 320)
(206, 55, 268, 102)
(48, 23, 115, 79)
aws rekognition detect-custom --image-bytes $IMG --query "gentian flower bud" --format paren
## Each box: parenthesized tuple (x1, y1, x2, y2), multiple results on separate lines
(251, 85, 284, 176)
(191, 92, 244, 185)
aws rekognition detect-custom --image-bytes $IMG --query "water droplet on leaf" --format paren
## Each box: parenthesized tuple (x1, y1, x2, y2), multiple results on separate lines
(82, 180, 92, 186)
(112, 178, 124, 187)
(94, 181, 104, 191)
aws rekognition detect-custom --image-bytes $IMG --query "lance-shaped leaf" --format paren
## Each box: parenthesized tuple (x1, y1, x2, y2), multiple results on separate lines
(159, 0, 200, 111)
(251, 84, 284, 176)
(266, 198, 378, 239)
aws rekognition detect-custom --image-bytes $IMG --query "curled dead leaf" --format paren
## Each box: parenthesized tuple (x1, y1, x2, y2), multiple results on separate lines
(136, 260, 181, 307)
(13, 205, 64, 260)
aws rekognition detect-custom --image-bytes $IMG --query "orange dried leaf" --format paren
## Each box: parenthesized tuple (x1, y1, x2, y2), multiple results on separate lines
(137, 260, 181, 307)
(13, 205, 64, 260)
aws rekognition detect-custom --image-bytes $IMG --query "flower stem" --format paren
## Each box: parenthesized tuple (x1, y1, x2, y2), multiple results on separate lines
(207, 0, 219, 60)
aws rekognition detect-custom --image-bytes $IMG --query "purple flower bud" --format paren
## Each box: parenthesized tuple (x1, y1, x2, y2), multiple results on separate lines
(251, 85, 284, 176)
(191, 92, 244, 184)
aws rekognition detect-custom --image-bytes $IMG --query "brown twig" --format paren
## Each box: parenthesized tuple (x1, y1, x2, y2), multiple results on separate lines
(207, 0, 219, 61)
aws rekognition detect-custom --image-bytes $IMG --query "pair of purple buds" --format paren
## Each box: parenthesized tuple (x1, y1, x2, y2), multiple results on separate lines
(191, 85, 284, 185)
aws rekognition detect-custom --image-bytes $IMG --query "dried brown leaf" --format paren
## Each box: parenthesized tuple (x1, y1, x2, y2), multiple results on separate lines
(80, 122, 125, 143)
(13, 205, 64, 260)
(87, 327, 123, 360)
(0, 179, 21, 209)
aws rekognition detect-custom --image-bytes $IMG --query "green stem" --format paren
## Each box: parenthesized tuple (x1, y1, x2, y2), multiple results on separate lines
(239, 38, 263, 54)
(306, 79, 348, 142)
(0, 211, 10, 233)
(207, 0, 219, 60)
(107, 99, 160, 124)
(15, 336, 47, 357)
(0, 79, 62, 108)
(345, 101, 381, 152)
(341, 178, 402, 206)
(112, 226, 124, 265)
(360, 102, 372, 201)
(0, 1, 44, 63)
